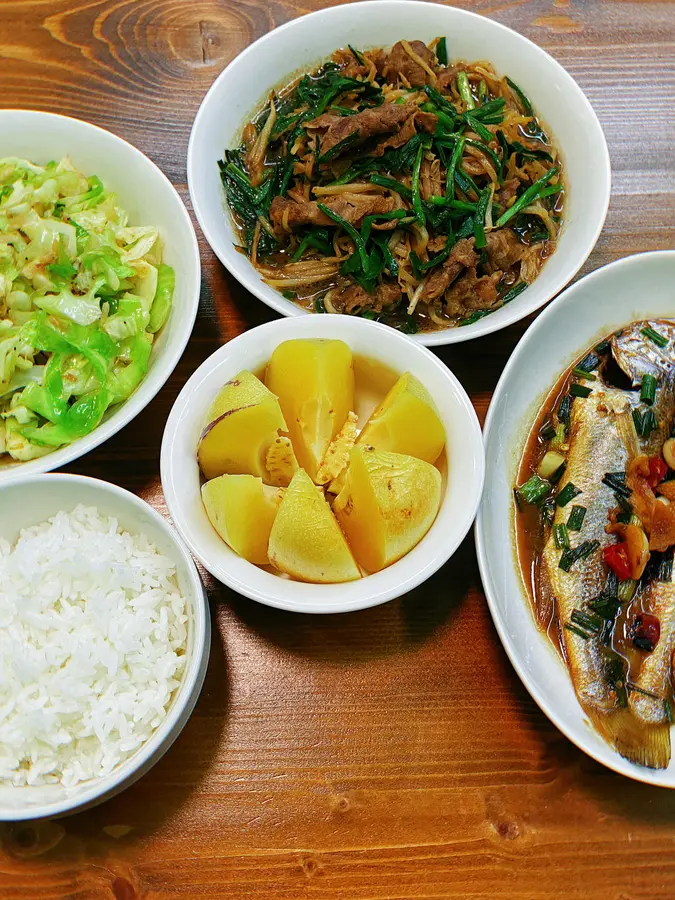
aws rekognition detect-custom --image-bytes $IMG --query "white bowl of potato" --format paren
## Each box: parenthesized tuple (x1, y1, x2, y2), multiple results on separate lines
(160, 316, 483, 613)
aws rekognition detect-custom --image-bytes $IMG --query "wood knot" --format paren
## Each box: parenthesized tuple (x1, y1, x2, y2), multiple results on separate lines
(299, 855, 322, 878)
(496, 819, 521, 841)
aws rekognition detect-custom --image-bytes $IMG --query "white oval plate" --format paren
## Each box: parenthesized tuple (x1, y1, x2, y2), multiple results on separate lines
(476, 250, 675, 786)
(188, 0, 610, 346)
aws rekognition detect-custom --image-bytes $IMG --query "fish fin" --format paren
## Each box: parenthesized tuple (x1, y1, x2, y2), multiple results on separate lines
(589, 708, 671, 769)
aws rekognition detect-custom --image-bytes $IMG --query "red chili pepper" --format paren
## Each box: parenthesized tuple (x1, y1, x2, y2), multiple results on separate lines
(648, 456, 668, 488)
(603, 542, 632, 580)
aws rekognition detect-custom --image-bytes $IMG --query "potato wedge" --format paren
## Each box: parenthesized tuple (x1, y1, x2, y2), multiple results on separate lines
(198, 370, 287, 480)
(202, 475, 284, 565)
(268, 468, 361, 583)
(265, 339, 354, 480)
(357, 372, 445, 463)
(333, 445, 441, 572)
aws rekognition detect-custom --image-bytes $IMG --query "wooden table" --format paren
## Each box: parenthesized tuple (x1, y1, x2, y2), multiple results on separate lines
(1, 1, 675, 897)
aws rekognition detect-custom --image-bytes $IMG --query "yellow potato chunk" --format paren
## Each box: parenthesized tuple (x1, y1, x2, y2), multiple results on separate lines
(197, 370, 287, 480)
(265, 435, 299, 487)
(265, 339, 354, 480)
(268, 468, 361, 583)
(315, 411, 358, 485)
(333, 445, 441, 573)
(357, 372, 445, 463)
(201, 475, 284, 565)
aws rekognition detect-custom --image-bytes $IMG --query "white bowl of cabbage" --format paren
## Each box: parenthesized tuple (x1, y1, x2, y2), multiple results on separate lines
(0, 111, 201, 480)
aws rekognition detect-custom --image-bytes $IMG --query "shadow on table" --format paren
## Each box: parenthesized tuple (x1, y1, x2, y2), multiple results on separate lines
(225, 532, 478, 664)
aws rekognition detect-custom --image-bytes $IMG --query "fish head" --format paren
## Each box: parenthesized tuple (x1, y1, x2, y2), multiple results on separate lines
(611, 322, 675, 388)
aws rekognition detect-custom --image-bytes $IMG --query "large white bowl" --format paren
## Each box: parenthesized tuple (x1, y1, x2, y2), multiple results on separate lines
(0, 474, 210, 820)
(476, 250, 675, 786)
(187, 0, 610, 346)
(161, 315, 484, 614)
(0, 110, 201, 483)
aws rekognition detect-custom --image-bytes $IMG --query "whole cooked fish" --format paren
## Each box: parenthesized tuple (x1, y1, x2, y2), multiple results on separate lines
(630, 559, 675, 728)
(542, 321, 675, 768)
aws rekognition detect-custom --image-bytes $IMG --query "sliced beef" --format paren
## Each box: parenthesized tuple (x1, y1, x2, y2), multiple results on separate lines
(415, 110, 439, 134)
(382, 40, 437, 87)
(421, 237, 477, 301)
(441, 268, 501, 316)
(270, 194, 396, 231)
(436, 65, 464, 93)
(484, 229, 527, 272)
(371, 107, 437, 156)
(306, 101, 418, 160)
(336, 282, 402, 314)
(495, 178, 520, 207)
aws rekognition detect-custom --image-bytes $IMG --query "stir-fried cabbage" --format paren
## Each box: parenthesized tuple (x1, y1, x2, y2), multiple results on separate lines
(0, 157, 175, 462)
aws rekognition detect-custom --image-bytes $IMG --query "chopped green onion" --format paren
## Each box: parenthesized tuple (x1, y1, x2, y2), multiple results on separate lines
(564, 623, 590, 640)
(516, 473, 551, 505)
(550, 423, 567, 449)
(641, 325, 669, 348)
(588, 593, 621, 620)
(576, 352, 600, 373)
(556, 482, 582, 507)
(557, 394, 573, 431)
(632, 408, 644, 437)
(570, 383, 592, 398)
(314, 297, 326, 313)
(602, 471, 630, 497)
(495, 167, 559, 228)
(478, 79, 488, 103)
(572, 367, 597, 381)
(436, 36, 448, 66)
(641, 373, 657, 406)
(571, 608, 604, 636)
(554, 523, 570, 550)
(541, 496, 556, 526)
(456, 72, 474, 110)
(642, 408, 659, 440)
(559, 540, 600, 571)
(616, 511, 632, 525)
(567, 505, 586, 531)
(614, 491, 632, 514)
(594, 339, 610, 354)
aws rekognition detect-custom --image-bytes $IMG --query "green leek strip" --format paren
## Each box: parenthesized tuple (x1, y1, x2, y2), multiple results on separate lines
(369, 174, 413, 201)
(473, 186, 492, 250)
(501, 282, 528, 305)
(436, 37, 448, 65)
(317, 202, 369, 271)
(554, 523, 570, 550)
(505, 76, 534, 116)
(495, 167, 559, 228)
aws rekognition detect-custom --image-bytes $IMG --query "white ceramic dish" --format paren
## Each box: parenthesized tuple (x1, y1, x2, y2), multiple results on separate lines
(476, 250, 675, 786)
(0, 474, 210, 820)
(0, 110, 201, 484)
(187, 0, 610, 346)
(161, 315, 484, 614)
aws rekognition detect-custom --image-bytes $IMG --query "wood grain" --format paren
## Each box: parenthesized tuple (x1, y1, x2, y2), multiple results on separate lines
(1, 0, 675, 897)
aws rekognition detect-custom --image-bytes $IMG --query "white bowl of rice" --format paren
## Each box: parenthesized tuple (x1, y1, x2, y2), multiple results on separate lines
(0, 473, 209, 821)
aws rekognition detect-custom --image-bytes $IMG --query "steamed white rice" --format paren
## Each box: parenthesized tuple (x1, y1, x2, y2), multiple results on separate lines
(0, 505, 188, 788)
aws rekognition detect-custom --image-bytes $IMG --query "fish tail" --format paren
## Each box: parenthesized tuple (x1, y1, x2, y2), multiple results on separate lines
(588, 708, 671, 770)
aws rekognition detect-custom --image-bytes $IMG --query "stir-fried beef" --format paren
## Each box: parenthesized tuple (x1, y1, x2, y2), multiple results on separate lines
(334, 282, 402, 314)
(382, 40, 437, 87)
(270, 194, 396, 231)
(221, 38, 563, 333)
(307, 102, 418, 160)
